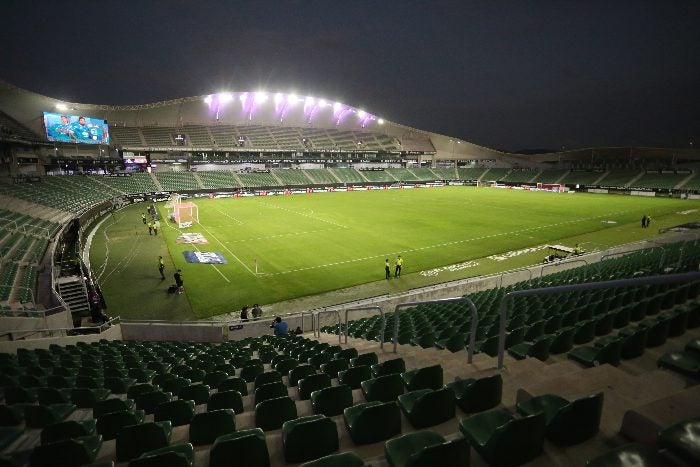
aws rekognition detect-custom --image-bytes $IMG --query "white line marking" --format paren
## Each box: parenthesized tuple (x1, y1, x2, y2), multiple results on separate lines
(255, 199, 348, 228)
(215, 208, 244, 225)
(196, 222, 258, 277)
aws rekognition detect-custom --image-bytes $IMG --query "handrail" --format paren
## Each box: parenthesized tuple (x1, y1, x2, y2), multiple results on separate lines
(314, 308, 342, 343)
(1, 316, 121, 340)
(343, 305, 384, 348)
(496, 271, 700, 369)
(392, 297, 479, 363)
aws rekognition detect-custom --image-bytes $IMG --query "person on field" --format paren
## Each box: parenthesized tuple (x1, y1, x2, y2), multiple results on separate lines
(174, 269, 184, 294)
(142, 213, 147, 224)
(394, 255, 403, 277)
(147, 221, 153, 235)
(158, 256, 165, 280)
(385, 259, 391, 279)
(153, 220, 159, 236)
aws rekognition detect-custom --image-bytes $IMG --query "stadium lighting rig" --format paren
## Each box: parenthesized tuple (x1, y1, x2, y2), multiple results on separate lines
(201, 91, 383, 128)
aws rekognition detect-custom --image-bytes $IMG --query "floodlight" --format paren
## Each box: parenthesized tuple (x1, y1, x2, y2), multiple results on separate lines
(204, 96, 213, 105)
(305, 96, 315, 105)
(333, 102, 342, 112)
(239, 93, 248, 103)
(255, 92, 268, 103)
(288, 94, 299, 104)
(377, 119, 384, 124)
(274, 93, 284, 104)
(55, 103, 67, 111)
(318, 99, 327, 107)
(357, 110, 366, 118)
(218, 92, 233, 103)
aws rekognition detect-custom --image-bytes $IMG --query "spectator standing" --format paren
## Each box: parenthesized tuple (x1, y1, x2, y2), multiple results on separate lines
(174, 269, 184, 294)
(385, 259, 391, 279)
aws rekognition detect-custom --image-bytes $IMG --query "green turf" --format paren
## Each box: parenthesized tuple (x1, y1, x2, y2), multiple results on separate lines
(88, 186, 699, 320)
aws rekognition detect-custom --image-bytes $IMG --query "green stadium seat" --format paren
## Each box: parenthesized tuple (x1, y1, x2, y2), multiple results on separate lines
(127, 383, 158, 400)
(104, 376, 137, 394)
(371, 358, 406, 377)
(153, 399, 195, 426)
(0, 427, 21, 452)
(177, 383, 210, 404)
(255, 396, 298, 431)
(344, 401, 401, 445)
(658, 351, 700, 379)
(599, 327, 649, 359)
(338, 365, 371, 390)
(398, 387, 456, 428)
(384, 431, 470, 467)
(334, 348, 358, 360)
(289, 364, 316, 387)
(209, 429, 270, 467)
(3, 386, 37, 405)
(40, 419, 97, 444)
(36, 387, 71, 405)
(657, 417, 700, 465)
(446, 373, 502, 413)
(568, 338, 623, 367)
(254, 371, 282, 388)
(188, 409, 236, 446)
(128, 443, 194, 467)
(321, 359, 349, 378)
(459, 408, 546, 466)
(71, 387, 110, 408)
(299, 373, 332, 400)
(93, 398, 135, 418)
(218, 376, 248, 395)
(585, 442, 680, 467)
(299, 451, 367, 467)
(274, 358, 298, 376)
(135, 390, 172, 414)
(361, 374, 405, 402)
(549, 327, 576, 354)
(116, 421, 172, 462)
(203, 371, 229, 388)
(282, 415, 339, 463)
(96, 409, 145, 440)
(401, 364, 443, 391)
(516, 392, 603, 445)
(29, 435, 103, 467)
(508, 335, 554, 361)
(255, 382, 288, 405)
(24, 403, 76, 428)
(240, 364, 264, 383)
(207, 389, 244, 413)
(311, 385, 353, 417)
(350, 352, 378, 368)
(309, 353, 332, 369)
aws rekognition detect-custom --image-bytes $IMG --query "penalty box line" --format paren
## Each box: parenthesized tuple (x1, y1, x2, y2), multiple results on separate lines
(195, 221, 258, 277)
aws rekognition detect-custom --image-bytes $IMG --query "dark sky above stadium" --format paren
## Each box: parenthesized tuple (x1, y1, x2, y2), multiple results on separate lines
(1, 0, 699, 152)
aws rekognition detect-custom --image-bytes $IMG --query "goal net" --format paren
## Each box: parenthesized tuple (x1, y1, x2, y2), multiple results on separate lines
(166, 195, 199, 228)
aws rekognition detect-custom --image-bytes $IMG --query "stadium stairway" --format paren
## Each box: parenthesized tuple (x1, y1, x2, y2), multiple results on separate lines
(149, 173, 164, 191)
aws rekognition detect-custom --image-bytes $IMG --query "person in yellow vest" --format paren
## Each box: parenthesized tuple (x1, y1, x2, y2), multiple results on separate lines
(395, 255, 403, 277)
(141, 213, 147, 224)
(147, 221, 153, 235)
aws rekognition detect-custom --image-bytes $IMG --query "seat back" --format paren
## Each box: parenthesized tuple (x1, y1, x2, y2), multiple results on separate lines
(372, 358, 406, 377)
(255, 396, 298, 431)
(549, 327, 575, 354)
(528, 336, 554, 361)
(218, 376, 248, 396)
(347, 401, 401, 445)
(207, 390, 244, 413)
(298, 373, 332, 400)
(255, 382, 289, 405)
(320, 359, 349, 378)
(451, 373, 502, 413)
(189, 409, 236, 446)
(597, 339, 623, 366)
(282, 415, 339, 463)
(177, 383, 210, 404)
(254, 371, 282, 388)
(153, 399, 195, 426)
(288, 364, 315, 387)
(96, 409, 144, 440)
(408, 438, 470, 467)
(403, 364, 443, 391)
(406, 387, 456, 428)
(362, 374, 404, 402)
(548, 392, 603, 446)
(485, 412, 546, 466)
(209, 428, 270, 467)
(311, 384, 353, 417)
(350, 352, 378, 368)
(116, 421, 172, 462)
(337, 365, 371, 390)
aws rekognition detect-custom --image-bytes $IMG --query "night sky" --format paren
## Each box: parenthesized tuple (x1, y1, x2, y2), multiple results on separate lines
(1, 0, 699, 152)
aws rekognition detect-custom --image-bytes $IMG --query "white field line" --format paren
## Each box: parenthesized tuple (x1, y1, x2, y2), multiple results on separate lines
(255, 199, 348, 228)
(264, 209, 633, 276)
(225, 227, 344, 244)
(195, 222, 258, 277)
(215, 208, 244, 225)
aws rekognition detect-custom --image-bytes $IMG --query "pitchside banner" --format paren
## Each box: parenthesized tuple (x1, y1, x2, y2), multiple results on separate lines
(183, 251, 227, 264)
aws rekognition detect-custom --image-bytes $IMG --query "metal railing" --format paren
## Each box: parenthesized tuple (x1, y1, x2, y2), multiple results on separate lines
(314, 308, 342, 343)
(499, 267, 532, 288)
(540, 258, 589, 279)
(1, 316, 120, 340)
(392, 297, 479, 363)
(343, 305, 384, 348)
(496, 271, 700, 369)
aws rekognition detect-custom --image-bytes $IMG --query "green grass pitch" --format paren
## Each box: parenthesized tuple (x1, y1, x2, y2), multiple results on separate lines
(89, 186, 698, 320)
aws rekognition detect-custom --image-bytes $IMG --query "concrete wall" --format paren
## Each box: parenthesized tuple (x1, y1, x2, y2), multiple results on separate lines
(0, 323, 122, 353)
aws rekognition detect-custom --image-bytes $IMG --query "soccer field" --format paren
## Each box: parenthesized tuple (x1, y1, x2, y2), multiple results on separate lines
(90, 187, 697, 319)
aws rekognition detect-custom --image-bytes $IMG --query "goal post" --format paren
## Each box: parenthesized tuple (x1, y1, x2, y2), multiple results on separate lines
(536, 183, 565, 192)
(166, 194, 198, 228)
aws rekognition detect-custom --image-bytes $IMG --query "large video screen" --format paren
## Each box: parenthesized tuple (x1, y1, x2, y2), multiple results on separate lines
(43, 112, 110, 144)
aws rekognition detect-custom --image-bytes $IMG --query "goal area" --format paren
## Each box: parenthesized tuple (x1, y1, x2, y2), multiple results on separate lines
(166, 194, 199, 228)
